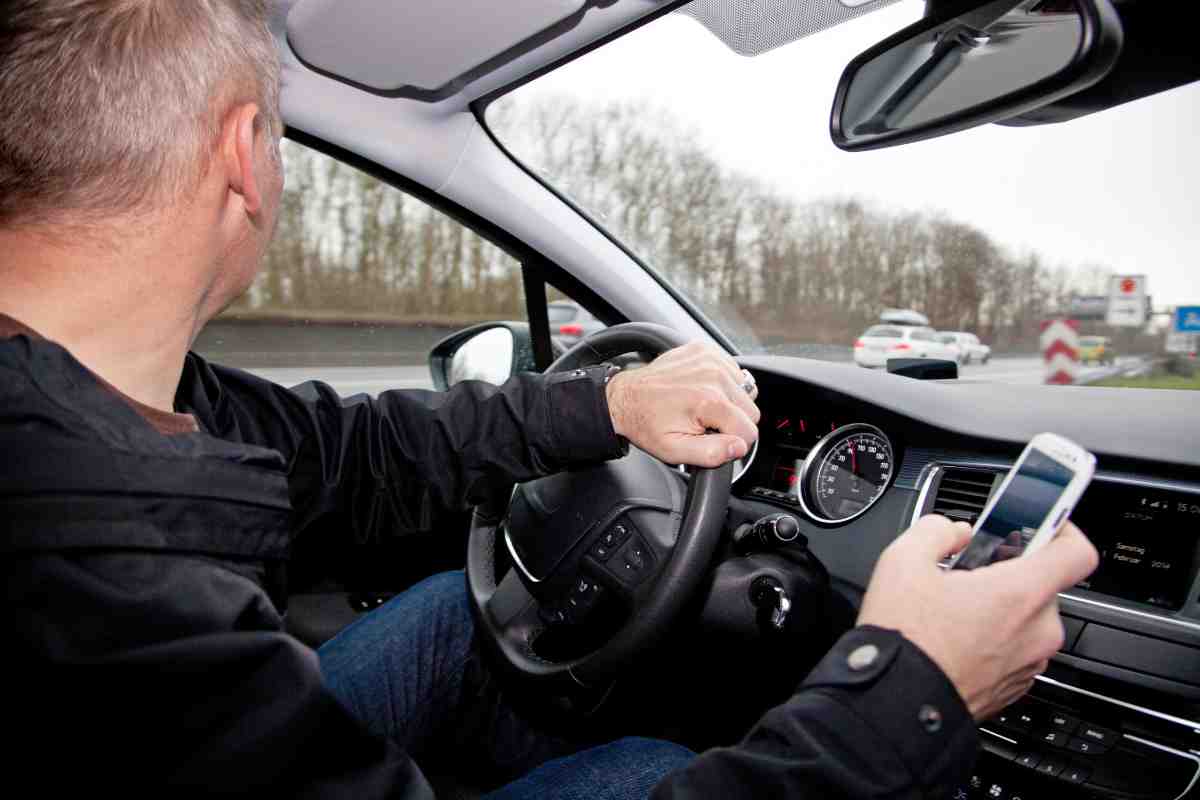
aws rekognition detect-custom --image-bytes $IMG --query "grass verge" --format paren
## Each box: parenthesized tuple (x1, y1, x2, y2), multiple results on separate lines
(1092, 371, 1200, 390)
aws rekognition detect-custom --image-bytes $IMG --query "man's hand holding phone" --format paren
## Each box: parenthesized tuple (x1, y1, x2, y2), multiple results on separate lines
(858, 514, 1099, 720)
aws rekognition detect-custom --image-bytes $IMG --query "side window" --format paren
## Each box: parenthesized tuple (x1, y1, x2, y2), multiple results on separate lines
(194, 140, 527, 394)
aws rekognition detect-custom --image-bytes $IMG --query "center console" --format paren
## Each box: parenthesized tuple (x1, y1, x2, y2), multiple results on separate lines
(959, 673, 1200, 800)
(914, 465, 1200, 799)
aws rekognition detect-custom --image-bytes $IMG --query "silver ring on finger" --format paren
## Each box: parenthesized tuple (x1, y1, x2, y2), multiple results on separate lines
(740, 369, 756, 395)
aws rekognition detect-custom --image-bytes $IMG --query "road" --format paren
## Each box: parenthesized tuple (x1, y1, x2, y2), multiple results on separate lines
(956, 356, 1141, 385)
(202, 321, 1143, 394)
(244, 356, 1142, 397)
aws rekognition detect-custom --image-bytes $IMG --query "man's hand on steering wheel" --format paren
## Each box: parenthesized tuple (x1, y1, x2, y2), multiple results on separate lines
(606, 341, 761, 467)
(468, 326, 756, 685)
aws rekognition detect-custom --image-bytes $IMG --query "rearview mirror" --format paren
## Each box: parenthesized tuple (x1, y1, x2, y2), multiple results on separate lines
(428, 322, 536, 391)
(887, 357, 959, 380)
(831, 0, 1122, 151)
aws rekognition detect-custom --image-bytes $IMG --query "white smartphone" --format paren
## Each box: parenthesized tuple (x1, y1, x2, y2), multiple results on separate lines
(949, 432, 1096, 571)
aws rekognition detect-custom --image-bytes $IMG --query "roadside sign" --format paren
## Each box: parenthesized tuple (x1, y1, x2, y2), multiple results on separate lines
(1166, 332, 1197, 354)
(1067, 295, 1108, 321)
(1040, 318, 1079, 385)
(1105, 274, 1147, 327)
(1175, 306, 1200, 333)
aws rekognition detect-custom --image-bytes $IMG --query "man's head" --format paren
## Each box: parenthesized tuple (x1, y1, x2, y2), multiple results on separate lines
(0, 0, 282, 306)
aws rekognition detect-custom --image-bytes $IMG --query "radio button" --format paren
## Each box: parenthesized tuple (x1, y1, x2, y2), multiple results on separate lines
(1047, 711, 1079, 734)
(1036, 730, 1069, 748)
(1015, 753, 1041, 769)
(1077, 725, 1118, 747)
(984, 782, 1009, 799)
(1060, 766, 1090, 785)
(1067, 736, 1110, 756)
(993, 706, 1035, 733)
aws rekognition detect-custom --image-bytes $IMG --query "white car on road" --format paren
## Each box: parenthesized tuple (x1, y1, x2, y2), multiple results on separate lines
(935, 332, 966, 365)
(853, 325, 960, 368)
(942, 331, 992, 365)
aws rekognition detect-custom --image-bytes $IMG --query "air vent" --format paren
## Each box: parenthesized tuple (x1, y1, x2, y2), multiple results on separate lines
(930, 467, 1000, 523)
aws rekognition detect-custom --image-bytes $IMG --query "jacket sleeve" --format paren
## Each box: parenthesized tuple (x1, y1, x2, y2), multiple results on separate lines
(652, 626, 980, 799)
(181, 356, 628, 539)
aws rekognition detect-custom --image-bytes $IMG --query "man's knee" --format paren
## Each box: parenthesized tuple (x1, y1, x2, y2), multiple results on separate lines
(594, 737, 695, 779)
(413, 569, 472, 625)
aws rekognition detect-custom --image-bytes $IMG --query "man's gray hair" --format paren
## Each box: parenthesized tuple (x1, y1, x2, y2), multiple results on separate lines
(0, 0, 281, 228)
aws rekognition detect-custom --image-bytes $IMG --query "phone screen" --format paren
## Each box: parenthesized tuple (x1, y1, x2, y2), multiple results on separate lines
(953, 449, 1076, 570)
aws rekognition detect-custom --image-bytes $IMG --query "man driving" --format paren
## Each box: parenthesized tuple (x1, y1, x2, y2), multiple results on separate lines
(0, 1, 1098, 797)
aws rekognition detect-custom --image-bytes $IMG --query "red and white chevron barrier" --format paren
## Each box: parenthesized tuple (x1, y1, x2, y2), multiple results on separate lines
(1040, 319, 1079, 385)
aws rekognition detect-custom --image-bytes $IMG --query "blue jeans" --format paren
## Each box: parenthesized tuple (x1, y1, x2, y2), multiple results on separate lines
(318, 570, 694, 799)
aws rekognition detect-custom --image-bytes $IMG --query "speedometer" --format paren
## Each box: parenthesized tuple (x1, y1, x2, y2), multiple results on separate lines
(799, 424, 894, 523)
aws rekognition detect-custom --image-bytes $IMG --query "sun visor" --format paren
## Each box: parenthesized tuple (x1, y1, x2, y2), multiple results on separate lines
(287, 0, 589, 96)
(681, 0, 903, 56)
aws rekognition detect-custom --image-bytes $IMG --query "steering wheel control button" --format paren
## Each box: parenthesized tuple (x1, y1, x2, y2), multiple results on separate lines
(846, 643, 879, 671)
(918, 705, 943, 733)
(605, 523, 631, 548)
(539, 605, 569, 626)
(588, 522, 632, 563)
(1034, 759, 1065, 778)
(565, 576, 604, 619)
(541, 577, 606, 626)
(623, 541, 647, 571)
(607, 534, 654, 585)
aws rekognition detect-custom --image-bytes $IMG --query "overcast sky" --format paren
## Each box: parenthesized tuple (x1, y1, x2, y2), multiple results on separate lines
(500, 0, 1199, 311)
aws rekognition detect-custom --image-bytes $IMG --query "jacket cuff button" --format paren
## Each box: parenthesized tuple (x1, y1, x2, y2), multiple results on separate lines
(846, 643, 879, 671)
(919, 704, 943, 733)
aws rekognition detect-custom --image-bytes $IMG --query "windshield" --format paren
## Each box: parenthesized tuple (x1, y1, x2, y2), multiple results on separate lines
(486, 1, 1199, 390)
(863, 326, 902, 338)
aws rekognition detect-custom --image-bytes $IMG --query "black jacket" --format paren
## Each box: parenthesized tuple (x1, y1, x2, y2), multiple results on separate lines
(1, 329, 978, 797)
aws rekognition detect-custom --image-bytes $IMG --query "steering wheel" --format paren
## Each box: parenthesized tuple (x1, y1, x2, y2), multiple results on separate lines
(466, 323, 732, 688)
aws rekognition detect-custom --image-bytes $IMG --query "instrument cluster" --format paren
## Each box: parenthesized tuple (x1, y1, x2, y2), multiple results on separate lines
(743, 411, 897, 524)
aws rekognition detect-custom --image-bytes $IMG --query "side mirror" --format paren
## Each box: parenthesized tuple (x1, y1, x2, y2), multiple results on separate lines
(428, 322, 536, 391)
(831, 0, 1123, 151)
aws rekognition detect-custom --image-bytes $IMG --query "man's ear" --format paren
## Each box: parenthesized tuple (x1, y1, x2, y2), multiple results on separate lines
(222, 102, 266, 216)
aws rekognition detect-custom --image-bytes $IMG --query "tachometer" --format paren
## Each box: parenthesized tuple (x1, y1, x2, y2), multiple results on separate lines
(799, 424, 893, 523)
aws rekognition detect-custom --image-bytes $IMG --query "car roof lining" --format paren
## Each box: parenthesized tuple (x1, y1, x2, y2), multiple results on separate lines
(282, 0, 906, 104)
(286, 0, 596, 100)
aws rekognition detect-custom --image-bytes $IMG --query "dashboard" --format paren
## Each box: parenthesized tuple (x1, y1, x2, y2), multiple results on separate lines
(735, 357, 1200, 800)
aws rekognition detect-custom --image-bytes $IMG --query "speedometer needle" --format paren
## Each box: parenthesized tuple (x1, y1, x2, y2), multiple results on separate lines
(849, 445, 857, 476)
